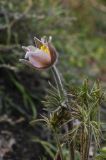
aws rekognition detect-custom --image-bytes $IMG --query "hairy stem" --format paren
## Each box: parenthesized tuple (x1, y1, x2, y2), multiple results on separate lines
(68, 122, 75, 160)
(51, 65, 75, 160)
(54, 130, 64, 160)
(80, 126, 84, 160)
(52, 65, 65, 97)
(85, 126, 91, 160)
(80, 124, 91, 160)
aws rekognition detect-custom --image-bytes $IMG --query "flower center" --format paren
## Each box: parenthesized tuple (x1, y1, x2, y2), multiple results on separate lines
(40, 45, 50, 55)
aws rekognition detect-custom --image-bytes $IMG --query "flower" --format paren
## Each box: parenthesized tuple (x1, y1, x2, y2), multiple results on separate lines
(20, 36, 57, 70)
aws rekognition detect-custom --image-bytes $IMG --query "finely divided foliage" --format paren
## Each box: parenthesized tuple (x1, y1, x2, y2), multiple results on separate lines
(21, 36, 104, 160)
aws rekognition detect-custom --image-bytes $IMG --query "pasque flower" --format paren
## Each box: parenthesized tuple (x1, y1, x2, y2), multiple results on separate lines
(20, 36, 57, 69)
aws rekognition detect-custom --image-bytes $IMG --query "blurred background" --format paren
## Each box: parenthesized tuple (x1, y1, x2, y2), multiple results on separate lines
(0, 0, 106, 159)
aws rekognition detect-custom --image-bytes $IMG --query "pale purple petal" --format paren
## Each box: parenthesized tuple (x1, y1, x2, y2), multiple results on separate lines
(21, 37, 57, 69)
(24, 46, 51, 62)
(28, 49, 51, 68)
(26, 46, 38, 52)
(29, 56, 45, 68)
(25, 52, 31, 59)
(22, 45, 52, 68)
(22, 46, 29, 51)
(41, 37, 47, 43)
(31, 49, 51, 62)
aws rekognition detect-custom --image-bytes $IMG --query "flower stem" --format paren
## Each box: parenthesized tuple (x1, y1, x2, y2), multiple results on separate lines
(68, 123, 75, 160)
(51, 65, 75, 160)
(54, 129, 64, 160)
(52, 65, 65, 97)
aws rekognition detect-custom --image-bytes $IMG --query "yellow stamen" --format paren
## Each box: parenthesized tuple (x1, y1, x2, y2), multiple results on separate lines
(40, 45, 50, 54)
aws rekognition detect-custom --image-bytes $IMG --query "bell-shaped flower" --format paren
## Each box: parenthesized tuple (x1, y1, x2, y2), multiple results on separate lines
(20, 36, 57, 70)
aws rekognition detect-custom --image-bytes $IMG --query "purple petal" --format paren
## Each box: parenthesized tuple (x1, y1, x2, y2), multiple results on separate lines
(29, 50, 51, 68)
(21, 37, 57, 70)
(19, 59, 36, 69)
